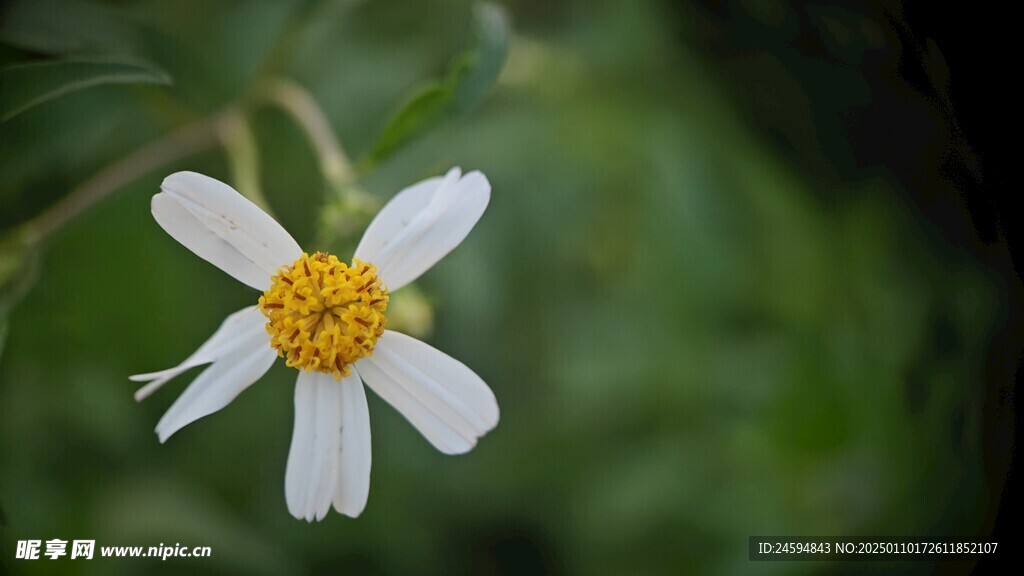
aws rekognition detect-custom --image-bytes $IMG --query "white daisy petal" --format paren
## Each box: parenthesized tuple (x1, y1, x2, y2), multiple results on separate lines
(356, 330, 498, 455)
(354, 167, 490, 291)
(130, 306, 269, 401)
(352, 175, 443, 263)
(154, 342, 277, 443)
(333, 375, 372, 518)
(151, 194, 271, 290)
(285, 371, 344, 522)
(160, 171, 303, 276)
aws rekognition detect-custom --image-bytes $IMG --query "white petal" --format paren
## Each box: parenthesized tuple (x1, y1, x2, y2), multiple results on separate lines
(130, 306, 268, 401)
(333, 375, 372, 517)
(285, 371, 345, 522)
(160, 172, 303, 276)
(151, 194, 271, 290)
(354, 167, 490, 291)
(356, 330, 498, 455)
(352, 175, 443, 263)
(154, 341, 277, 443)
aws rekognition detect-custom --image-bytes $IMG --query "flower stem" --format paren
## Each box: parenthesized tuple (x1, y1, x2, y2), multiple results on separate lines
(262, 78, 356, 192)
(218, 110, 274, 215)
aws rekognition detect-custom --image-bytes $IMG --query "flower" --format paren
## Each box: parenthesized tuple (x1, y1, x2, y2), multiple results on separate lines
(130, 168, 499, 521)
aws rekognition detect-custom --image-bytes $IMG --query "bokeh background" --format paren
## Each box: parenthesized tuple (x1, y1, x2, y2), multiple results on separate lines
(0, 1, 1017, 575)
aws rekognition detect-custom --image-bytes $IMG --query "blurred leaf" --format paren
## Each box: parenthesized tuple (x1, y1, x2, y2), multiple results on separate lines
(451, 2, 510, 113)
(0, 0, 143, 57)
(361, 2, 509, 168)
(99, 476, 302, 576)
(0, 0, 168, 120)
(0, 233, 39, 360)
(0, 59, 170, 122)
(0, 319, 8, 363)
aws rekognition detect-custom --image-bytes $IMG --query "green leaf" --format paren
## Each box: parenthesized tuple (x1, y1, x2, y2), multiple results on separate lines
(365, 83, 454, 167)
(451, 2, 511, 114)
(0, 59, 170, 122)
(361, 2, 510, 169)
(0, 0, 140, 57)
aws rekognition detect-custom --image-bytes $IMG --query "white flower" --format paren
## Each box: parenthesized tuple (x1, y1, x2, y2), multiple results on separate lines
(130, 168, 499, 521)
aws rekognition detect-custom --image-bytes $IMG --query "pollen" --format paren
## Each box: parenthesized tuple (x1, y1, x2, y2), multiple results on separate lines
(259, 252, 388, 379)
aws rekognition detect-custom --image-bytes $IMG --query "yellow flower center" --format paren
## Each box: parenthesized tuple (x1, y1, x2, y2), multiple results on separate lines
(259, 252, 388, 379)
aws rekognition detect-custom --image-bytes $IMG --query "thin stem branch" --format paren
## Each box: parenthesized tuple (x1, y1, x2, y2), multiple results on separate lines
(24, 113, 228, 245)
(218, 110, 273, 214)
(262, 78, 356, 191)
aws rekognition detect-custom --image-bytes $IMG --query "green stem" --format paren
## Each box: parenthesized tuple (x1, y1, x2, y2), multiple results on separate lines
(261, 78, 356, 192)
(22, 112, 229, 246)
(257, 78, 383, 250)
(218, 110, 273, 214)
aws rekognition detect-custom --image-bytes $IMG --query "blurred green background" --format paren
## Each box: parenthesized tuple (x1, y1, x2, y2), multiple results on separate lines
(0, 0, 1014, 574)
